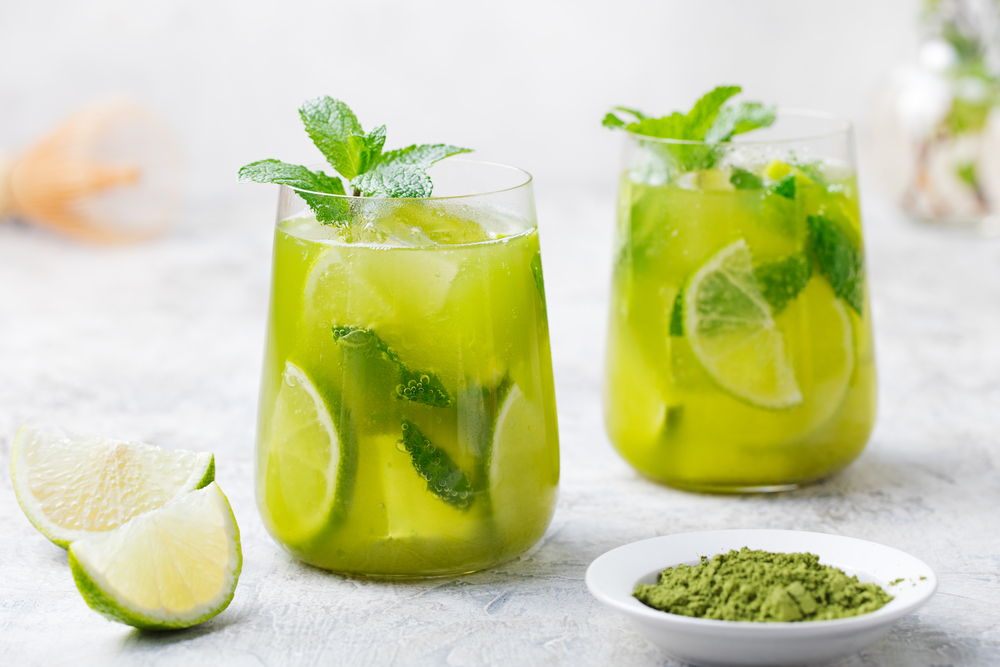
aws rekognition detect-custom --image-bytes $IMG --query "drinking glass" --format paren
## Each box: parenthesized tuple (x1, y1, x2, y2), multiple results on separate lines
(604, 112, 877, 492)
(256, 160, 559, 576)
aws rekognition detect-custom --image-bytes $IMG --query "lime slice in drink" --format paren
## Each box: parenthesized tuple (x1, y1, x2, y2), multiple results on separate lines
(684, 239, 803, 409)
(488, 383, 554, 534)
(10, 426, 214, 548)
(69, 482, 241, 630)
(264, 361, 351, 546)
(778, 276, 856, 428)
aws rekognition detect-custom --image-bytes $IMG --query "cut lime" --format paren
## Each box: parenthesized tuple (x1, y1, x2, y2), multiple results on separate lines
(488, 383, 555, 534)
(684, 239, 803, 409)
(10, 426, 214, 548)
(784, 277, 855, 427)
(69, 482, 241, 630)
(605, 314, 669, 450)
(264, 360, 352, 546)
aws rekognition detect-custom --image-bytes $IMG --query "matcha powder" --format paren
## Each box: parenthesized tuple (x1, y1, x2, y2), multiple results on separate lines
(633, 548, 893, 622)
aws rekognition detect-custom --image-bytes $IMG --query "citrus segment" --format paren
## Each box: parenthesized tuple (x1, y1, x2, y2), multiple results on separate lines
(264, 361, 350, 546)
(69, 482, 241, 630)
(10, 426, 214, 548)
(685, 239, 802, 409)
(488, 384, 555, 538)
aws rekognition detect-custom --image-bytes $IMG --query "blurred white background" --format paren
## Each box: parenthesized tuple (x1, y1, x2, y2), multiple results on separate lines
(1, 0, 921, 203)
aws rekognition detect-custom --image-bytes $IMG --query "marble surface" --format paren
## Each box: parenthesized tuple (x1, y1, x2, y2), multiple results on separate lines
(1, 184, 999, 667)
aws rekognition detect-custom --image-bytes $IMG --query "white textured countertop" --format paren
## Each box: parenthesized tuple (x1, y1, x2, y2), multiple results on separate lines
(1, 184, 998, 666)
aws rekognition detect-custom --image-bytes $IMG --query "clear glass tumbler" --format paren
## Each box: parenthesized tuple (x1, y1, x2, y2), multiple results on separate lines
(604, 112, 877, 492)
(256, 160, 559, 576)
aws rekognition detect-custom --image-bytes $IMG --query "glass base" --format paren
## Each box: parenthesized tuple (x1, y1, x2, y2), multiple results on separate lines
(284, 548, 525, 580)
(328, 567, 489, 581)
(645, 475, 830, 495)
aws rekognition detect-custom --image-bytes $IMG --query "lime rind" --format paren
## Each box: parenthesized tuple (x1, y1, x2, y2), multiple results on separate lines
(10, 426, 215, 549)
(68, 483, 242, 630)
(685, 239, 803, 409)
(195, 455, 217, 491)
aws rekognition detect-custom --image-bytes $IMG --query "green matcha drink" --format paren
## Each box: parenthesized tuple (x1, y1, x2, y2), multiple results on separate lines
(242, 98, 559, 576)
(603, 88, 876, 491)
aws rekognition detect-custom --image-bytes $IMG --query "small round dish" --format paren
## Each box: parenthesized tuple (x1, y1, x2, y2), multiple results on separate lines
(585, 530, 936, 667)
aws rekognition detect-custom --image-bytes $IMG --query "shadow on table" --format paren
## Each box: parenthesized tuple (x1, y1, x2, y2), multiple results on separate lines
(118, 613, 241, 651)
(789, 445, 963, 499)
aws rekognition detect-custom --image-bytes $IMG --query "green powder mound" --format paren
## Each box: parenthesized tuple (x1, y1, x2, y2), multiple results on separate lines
(633, 548, 893, 622)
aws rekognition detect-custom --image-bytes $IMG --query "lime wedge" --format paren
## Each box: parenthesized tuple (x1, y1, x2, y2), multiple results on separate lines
(69, 482, 241, 630)
(10, 426, 214, 548)
(263, 361, 352, 546)
(684, 239, 803, 409)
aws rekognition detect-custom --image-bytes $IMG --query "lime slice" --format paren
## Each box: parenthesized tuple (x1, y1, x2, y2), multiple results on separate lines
(685, 239, 802, 409)
(777, 276, 856, 428)
(69, 482, 241, 630)
(604, 313, 668, 451)
(10, 426, 214, 548)
(264, 361, 351, 546)
(488, 383, 555, 532)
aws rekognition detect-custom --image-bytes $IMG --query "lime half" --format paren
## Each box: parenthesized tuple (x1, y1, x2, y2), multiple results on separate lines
(69, 482, 241, 630)
(264, 361, 352, 546)
(10, 426, 214, 548)
(685, 239, 803, 409)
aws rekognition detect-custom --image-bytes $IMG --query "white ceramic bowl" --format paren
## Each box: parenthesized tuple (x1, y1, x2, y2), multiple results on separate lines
(586, 530, 936, 667)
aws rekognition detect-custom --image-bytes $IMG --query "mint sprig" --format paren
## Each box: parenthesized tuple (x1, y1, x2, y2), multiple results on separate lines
(239, 96, 471, 224)
(603, 86, 776, 172)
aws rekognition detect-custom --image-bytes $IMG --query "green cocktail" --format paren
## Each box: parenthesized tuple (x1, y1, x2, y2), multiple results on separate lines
(603, 90, 876, 491)
(244, 99, 558, 576)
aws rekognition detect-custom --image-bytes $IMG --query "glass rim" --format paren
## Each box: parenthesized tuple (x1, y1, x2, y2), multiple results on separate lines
(281, 158, 533, 201)
(622, 108, 853, 146)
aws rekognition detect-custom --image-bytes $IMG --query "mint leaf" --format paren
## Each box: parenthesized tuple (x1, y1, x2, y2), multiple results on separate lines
(602, 107, 649, 128)
(352, 144, 470, 198)
(352, 163, 433, 198)
(754, 254, 812, 314)
(332, 325, 452, 407)
(628, 113, 690, 140)
(730, 102, 777, 136)
(380, 144, 470, 168)
(343, 125, 386, 179)
(669, 290, 684, 336)
(237, 159, 345, 194)
(684, 86, 742, 140)
(774, 174, 796, 199)
(299, 97, 368, 178)
(807, 215, 864, 314)
(626, 87, 740, 142)
(707, 102, 777, 142)
(237, 159, 349, 224)
(602, 113, 626, 129)
(730, 168, 763, 190)
(399, 420, 474, 509)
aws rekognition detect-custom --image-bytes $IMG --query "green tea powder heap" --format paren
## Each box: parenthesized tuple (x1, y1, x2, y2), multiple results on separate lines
(633, 548, 892, 622)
